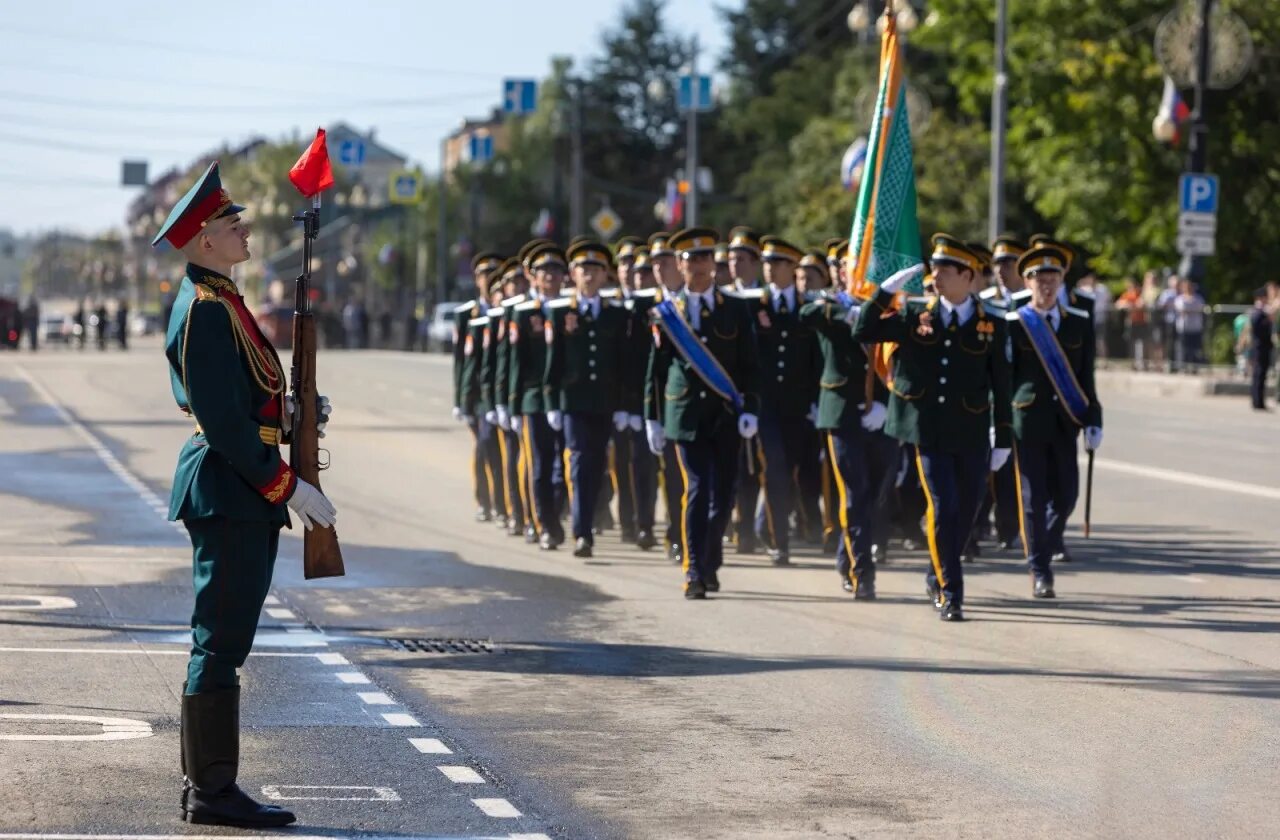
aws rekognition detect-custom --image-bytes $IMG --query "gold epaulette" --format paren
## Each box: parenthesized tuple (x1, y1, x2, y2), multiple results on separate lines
(193, 284, 217, 302)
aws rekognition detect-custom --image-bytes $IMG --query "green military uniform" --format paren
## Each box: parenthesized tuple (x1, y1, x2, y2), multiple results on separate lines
(484, 259, 528, 535)
(460, 288, 505, 520)
(454, 252, 503, 519)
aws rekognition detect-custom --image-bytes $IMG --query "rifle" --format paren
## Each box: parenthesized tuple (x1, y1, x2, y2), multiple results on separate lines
(290, 195, 345, 579)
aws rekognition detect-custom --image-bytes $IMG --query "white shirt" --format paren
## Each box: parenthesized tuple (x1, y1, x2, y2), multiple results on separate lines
(578, 295, 601, 320)
(1032, 305, 1060, 332)
(769, 284, 796, 312)
(938, 295, 976, 327)
(687, 290, 715, 330)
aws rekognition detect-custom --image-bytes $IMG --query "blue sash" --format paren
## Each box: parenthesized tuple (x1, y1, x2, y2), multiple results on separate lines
(1016, 306, 1088, 426)
(653, 298, 745, 412)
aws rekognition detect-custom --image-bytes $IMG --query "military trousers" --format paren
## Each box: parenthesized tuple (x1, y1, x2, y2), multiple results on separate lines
(564, 412, 611, 543)
(826, 424, 897, 584)
(467, 417, 491, 512)
(673, 428, 740, 584)
(1014, 434, 1080, 583)
(523, 413, 565, 543)
(660, 440, 683, 549)
(793, 429, 826, 544)
(609, 427, 637, 538)
(732, 445, 761, 551)
(914, 445, 987, 608)
(628, 428, 657, 537)
(183, 516, 280, 694)
(753, 415, 810, 554)
(498, 426, 526, 529)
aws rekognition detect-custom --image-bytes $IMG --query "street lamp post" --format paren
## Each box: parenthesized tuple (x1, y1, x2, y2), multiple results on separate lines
(685, 37, 701, 227)
(1182, 0, 1213, 284)
(988, 0, 1009, 242)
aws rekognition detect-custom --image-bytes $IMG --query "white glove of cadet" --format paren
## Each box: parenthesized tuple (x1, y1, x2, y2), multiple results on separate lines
(546, 410, 563, 432)
(452, 406, 464, 422)
(737, 413, 759, 439)
(879, 262, 926, 295)
(805, 403, 818, 425)
(283, 394, 333, 438)
(483, 409, 497, 426)
(286, 478, 336, 531)
(511, 415, 522, 433)
(612, 410, 630, 432)
(645, 419, 665, 455)
(1084, 426, 1103, 452)
(860, 401, 887, 432)
(495, 405, 510, 430)
(628, 414, 643, 432)
(990, 447, 1011, 473)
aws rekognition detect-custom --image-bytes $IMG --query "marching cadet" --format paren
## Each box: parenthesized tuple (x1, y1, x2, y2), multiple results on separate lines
(714, 242, 733, 287)
(460, 274, 507, 525)
(1006, 245, 1103, 596)
(509, 243, 569, 549)
(544, 239, 631, 558)
(645, 226, 761, 599)
(454, 251, 504, 521)
(824, 238, 848, 290)
(157, 162, 335, 826)
(608, 236, 645, 543)
(615, 235, 644, 291)
(741, 235, 822, 565)
(792, 248, 833, 546)
(621, 246, 660, 549)
(853, 235, 1012, 622)
(489, 259, 531, 537)
(648, 231, 687, 562)
(960, 242, 997, 561)
(799, 284, 892, 598)
(727, 226, 764, 552)
(798, 249, 830, 294)
(727, 226, 763, 291)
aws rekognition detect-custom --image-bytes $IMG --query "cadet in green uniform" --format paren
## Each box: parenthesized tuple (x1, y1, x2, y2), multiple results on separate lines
(792, 248, 832, 544)
(625, 248, 660, 549)
(460, 275, 506, 522)
(726, 226, 764, 553)
(1006, 245, 1103, 596)
(489, 259, 531, 537)
(157, 162, 335, 826)
(544, 239, 630, 557)
(608, 236, 645, 543)
(853, 235, 1012, 622)
(648, 232, 687, 562)
(714, 242, 733, 287)
(454, 252, 504, 520)
(645, 227, 761, 598)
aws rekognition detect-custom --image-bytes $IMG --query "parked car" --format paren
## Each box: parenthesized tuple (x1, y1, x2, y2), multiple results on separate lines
(40, 314, 75, 346)
(425, 302, 464, 353)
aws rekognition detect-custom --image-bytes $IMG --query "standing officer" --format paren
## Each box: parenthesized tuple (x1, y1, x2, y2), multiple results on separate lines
(648, 231, 687, 562)
(853, 235, 1012, 621)
(746, 235, 821, 565)
(544, 239, 630, 558)
(509, 243, 568, 549)
(1249, 287, 1274, 410)
(1006, 245, 1103, 597)
(157, 162, 335, 826)
(645, 227, 761, 598)
(454, 252, 504, 520)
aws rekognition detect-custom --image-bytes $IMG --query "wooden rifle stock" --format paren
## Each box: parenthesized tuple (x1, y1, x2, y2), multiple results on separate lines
(289, 202, 344, 579)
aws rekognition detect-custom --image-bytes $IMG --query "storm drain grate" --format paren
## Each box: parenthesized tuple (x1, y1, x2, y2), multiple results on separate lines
(386, 638, 497, 655)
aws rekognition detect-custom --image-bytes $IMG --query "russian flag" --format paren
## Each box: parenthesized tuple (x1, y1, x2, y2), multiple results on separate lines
(1153, 76, 1191, 145)
(841, 137, 868, 192)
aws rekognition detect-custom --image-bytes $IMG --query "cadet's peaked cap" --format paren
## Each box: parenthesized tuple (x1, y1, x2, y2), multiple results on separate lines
(929, 233, 981, 273)
(647, 232, 674, 257)
(966, 241, 994, 270)
(1029, 233, 1074, 270)
(517, 239, 555, 266)
(526, 243, 567, 271)
(799, 249, 826, 269)
(761, 235, 803, 263)
(1017, 245, 1068, 278)
(632, 246, 653, 269)
(498, 257, 522, 282)
(714, 242, 729, 263)
(615, 236, 644, 260)
(991, 234, 1026, 263)
(472, 250, 504, 273)
(567, 238, 612, 268)
(727, 226, 761, 255)
(486, 271, 506, 295)
(152, 161, 245, 250)
(826, 237, 850, 263)
(670, 226, 719, 257)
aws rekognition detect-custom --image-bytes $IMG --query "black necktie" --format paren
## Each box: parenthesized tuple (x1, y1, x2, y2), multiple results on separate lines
(777, 293, 789, 315)
(948, 309, 958, 330)
(699, 296, 712, 329)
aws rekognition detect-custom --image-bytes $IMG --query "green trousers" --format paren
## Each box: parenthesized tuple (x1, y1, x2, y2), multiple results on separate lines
(183, 517, 280, 694)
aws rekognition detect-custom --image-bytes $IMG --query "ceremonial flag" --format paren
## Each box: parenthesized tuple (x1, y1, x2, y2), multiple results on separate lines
(847, 13, 923, 296)
(840, 136, 868, 193)
(289, 128, 335, 198)
(1152, 76, 1190, 146)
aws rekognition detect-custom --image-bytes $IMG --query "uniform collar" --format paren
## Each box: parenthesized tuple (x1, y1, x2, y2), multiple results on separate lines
(938, 294, 975, 325)
(769, 284, 795, 309)
(187, 262, 239, 296)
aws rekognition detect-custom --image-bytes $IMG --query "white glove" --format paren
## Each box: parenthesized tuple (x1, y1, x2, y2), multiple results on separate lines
(495, 405, 510, 430)
(628, 414, 643, 432)
(546, 410, 563, 432)
(879, 262, 926, 295)
(843, 304, 862, 325)
(286, 478, 336, 531)
(484, 409, 497, 425)
(860, 401, 887, 432)
(452, 406, 464, 422)
(645, 419, 665, 455)
(511, 415, 522, 433)
(612, 410, 629, 432)
(737, 413, 759, 439)
(283, 394, 332, 438)
(990, 447, 1011, 472)
(806, 403, 818, 425)
(1084, 426, 1103, 452)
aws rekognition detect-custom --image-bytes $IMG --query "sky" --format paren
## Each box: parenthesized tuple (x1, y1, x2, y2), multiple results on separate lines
(1, 0, 728, 237)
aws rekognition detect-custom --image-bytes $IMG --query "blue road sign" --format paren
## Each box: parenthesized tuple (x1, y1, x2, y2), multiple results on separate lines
(337, 139, 366, 168)
(502, 79, 538, 115)
(1179, 173, 1219, 214)
(468, 133, 493, 164)
(677, 74, 713, 112)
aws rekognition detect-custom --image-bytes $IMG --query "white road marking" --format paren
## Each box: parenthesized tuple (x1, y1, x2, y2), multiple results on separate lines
(260, 784, 401, 802)
(0, 647, 315, 658)
(14, 365, 186, 536)
(263, 595, 282, 606)
(510, 835, 555, 840)
(336, 672, 371, 684)
(0, 595, 77, 611)
(382, 712, 421, 727)
(359, 691, 395, 705)
(265, 608, 297, 620)
(0, 836, 522, 840)
(0, 713, 152, 742)
(410, 737, 453, 754)
(1086, 455, 1280, 501)
(472, 798, 522, 819)
(316, 652, 350, 665)
(1177, 574, 1206, 584)
(438, 765, 485, 784)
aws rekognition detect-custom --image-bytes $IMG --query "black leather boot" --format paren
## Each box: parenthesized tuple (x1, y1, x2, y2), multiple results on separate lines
(181, 687, 296, 827)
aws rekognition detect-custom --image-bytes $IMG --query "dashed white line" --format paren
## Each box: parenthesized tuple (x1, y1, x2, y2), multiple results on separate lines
(410, 737, 453, 754)
(265, 608, 296, 620)
(336, 672, 371, 685)
(315, 652, 350, 666)
(472, 798, 522, 818)
(382, 712, 420, 727)
(358, 691, 394, 705)
(1177, 574, 1206, 584)
(263, 595, 282, 606)
(438, 765, 485, 784)
(510, 834, 555, 840)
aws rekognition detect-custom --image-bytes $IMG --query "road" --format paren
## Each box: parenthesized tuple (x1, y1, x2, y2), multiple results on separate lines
(1, 341, 1277, 839)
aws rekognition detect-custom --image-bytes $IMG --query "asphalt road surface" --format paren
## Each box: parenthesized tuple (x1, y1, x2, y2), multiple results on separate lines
(1, 341, 1277, 839)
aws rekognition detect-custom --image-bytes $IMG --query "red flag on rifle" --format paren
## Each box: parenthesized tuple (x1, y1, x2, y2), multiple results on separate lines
(289, 128, 335, 197)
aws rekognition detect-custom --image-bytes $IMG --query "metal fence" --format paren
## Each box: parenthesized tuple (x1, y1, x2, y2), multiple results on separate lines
(1094, 304, 1260, 376)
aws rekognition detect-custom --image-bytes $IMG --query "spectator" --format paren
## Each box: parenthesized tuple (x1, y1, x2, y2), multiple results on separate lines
(342, 299, 363, 349)
(23, 295, 39, 352)
(1116, 277, 1147, 368)
(1247, 287, 1273, 410)
(1078, 272, 1112, 358)
(94, 301, 108, 351)
(1156, 275, 1180, 370)
(1172, 279, 1206, 372)
(1233, 308, 1251, 378)
(115, 298, 129, 350)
